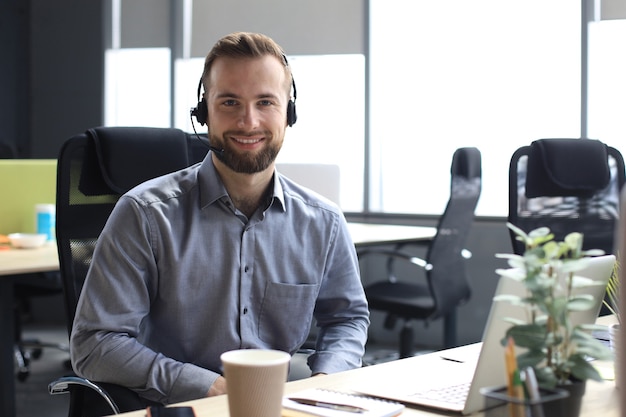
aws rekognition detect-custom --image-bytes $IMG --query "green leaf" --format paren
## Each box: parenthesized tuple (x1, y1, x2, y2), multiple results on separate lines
(506, 324, 546, 350)
(494, 269, 525, 280)
(568, 355, 605, 382)
(493, 294, 523, 303)
(570, 328, 613, 360)
(533, 366, 558, 388)
(516, 349, 545, 369)
(566, 296, 596, 312)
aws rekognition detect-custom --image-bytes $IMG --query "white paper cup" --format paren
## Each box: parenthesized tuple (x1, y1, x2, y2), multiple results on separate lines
(221, 349, 291, 417)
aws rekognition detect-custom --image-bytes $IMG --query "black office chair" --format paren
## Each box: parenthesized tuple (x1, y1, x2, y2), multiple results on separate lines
(358, 147, 482, 358)
(48, 127, 209, 416)
(508, 138, 625, 256)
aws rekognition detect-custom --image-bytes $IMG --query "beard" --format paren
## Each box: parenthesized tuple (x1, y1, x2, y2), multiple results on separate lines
(209, 130, 282, 174)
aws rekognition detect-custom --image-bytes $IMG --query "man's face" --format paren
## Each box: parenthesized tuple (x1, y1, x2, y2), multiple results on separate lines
(206, 55, 290, 174)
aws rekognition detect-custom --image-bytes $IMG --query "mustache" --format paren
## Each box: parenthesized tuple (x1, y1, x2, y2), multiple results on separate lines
(223, 130, 270, 137)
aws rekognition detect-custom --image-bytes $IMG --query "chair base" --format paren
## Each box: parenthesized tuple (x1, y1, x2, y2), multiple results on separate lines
(400, 324, 414, 359)
(15, 339, 70, 382)
(394, 310, 459, 359)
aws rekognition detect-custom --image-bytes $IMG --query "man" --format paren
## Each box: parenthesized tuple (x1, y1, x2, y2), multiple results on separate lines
(70, 32, 369, 405)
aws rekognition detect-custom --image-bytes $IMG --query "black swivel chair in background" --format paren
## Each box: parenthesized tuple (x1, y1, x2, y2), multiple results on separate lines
(508, 138, 625, 256)
(357, 147, 482, 358)
(48, 127, 208, 416)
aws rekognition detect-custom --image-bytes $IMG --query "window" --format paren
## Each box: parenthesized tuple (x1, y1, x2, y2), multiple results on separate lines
(369, 0, 581, 216)
(587, 19, 626, 145)
(104, 48, 171, 127)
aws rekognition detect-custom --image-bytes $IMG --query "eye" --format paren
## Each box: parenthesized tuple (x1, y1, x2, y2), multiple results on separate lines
(258, 99, 273, 106)
(223, 99, 238, 107)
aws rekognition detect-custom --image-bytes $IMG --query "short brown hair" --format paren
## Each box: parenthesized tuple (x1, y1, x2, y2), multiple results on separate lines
(201, 32, 293, 95)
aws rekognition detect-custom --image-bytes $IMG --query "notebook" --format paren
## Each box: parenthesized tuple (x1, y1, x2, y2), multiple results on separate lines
(353, 254, 616, 415)
(283, 388, 404, 417)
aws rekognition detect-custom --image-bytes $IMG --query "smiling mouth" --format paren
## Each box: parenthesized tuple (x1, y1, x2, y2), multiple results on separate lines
(232, 136, 263, 144)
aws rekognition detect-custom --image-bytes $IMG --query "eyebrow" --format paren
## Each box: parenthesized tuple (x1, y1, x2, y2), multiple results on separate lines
(214, 92, 280, 100)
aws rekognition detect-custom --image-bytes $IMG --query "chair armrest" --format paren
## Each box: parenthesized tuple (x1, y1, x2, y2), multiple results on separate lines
(357, 248, 430, 285)
(357, 247, 473, 282)
(48, 376, 121, 414)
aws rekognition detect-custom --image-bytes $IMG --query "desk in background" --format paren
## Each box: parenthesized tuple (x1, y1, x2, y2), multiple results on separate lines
(0, 243, 60, 417)
(347, 222, 436, 247)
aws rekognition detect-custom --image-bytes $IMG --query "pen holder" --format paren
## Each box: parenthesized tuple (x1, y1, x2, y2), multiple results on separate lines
(480, 386, 569, 417)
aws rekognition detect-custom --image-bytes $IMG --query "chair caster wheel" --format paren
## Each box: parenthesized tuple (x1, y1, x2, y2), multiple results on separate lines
(32, 348, 43, 359)
(17, 370, 30, 382)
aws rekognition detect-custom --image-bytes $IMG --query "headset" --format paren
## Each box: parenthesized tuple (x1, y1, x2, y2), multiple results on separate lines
(190, 54, 298, 128)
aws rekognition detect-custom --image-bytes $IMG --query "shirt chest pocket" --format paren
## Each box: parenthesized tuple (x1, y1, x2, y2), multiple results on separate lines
(258, 281, 320, 353)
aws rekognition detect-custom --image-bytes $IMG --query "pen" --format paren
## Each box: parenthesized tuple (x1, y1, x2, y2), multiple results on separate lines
(504, 337, 524, 417)
(288, 397, 368, 413)
(521, 367, 545, 417)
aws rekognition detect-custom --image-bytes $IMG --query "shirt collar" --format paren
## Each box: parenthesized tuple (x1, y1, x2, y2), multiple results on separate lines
(198, 154, 286, 212)
(198, 155, 229, 208)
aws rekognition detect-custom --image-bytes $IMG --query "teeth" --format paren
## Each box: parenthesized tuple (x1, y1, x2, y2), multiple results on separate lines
(234, 137, 262, 144)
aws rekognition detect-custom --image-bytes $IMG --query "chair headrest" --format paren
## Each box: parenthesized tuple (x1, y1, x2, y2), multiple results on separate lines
(451, 147, 482, 179)
(525, 138, 610, 199)
(87, 127, 191, 194)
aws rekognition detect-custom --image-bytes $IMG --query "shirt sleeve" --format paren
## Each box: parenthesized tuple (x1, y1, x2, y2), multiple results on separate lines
(69, 195, 219, 404)
(306, 218, 370, 374)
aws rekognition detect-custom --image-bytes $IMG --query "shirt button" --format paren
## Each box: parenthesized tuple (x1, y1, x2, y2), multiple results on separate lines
(243, 307, 248, 314)
(244, 266, 249, 273)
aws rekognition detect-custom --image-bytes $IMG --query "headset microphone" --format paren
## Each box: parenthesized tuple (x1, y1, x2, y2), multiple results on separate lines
(189, 108, 224, 156)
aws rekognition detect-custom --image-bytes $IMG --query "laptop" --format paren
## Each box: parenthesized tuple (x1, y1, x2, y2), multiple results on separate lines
(354, 254, 616, 415)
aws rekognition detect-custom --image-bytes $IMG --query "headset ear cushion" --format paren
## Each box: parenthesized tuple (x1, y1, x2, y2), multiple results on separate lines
(287, 100, 297, 127)
(194, 100, 208, 126)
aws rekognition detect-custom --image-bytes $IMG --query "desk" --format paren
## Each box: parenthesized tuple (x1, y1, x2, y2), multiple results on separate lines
(111, 343, 619, 417)
(0, 243, 60, 417)
(0, 243, 59, 275)
(347, 222, 436, 247)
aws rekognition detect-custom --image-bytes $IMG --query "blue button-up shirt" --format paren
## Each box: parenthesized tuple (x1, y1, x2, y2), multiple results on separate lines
(70, 154, 369, 404)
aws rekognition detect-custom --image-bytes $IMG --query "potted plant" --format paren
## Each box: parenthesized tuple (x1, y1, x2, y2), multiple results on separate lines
(603, 258, 621, 386)
(493, 223, 614, 415)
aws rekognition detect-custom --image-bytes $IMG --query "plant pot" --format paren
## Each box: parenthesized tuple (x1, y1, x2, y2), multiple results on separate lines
(481, 380, 586, 417)
(542, 379, 586, 417)
(609, 323, 620, 388)
(480, 385, 568, 417)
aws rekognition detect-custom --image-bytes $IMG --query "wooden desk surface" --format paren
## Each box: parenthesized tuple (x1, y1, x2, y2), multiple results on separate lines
(112, 343, 619, 417)
(0, 243, 59, 276)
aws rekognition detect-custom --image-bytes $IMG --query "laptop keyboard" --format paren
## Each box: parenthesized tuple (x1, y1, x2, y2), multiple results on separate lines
(408, 382, 470, 405)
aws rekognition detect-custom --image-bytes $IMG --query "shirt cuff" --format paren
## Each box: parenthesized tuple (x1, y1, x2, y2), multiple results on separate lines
(167, 363, 219, 404)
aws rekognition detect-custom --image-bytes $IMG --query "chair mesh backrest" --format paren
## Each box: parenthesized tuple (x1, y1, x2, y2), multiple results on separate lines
(55, 127, 208, 336)
(508, 138, 625, 255)
(426, 147, 481, 319)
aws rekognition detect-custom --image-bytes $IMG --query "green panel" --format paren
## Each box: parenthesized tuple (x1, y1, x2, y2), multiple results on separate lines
(0, 160, 57, 235)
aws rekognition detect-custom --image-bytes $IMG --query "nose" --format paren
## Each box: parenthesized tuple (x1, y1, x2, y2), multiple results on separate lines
(237, 104, 260, 129)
